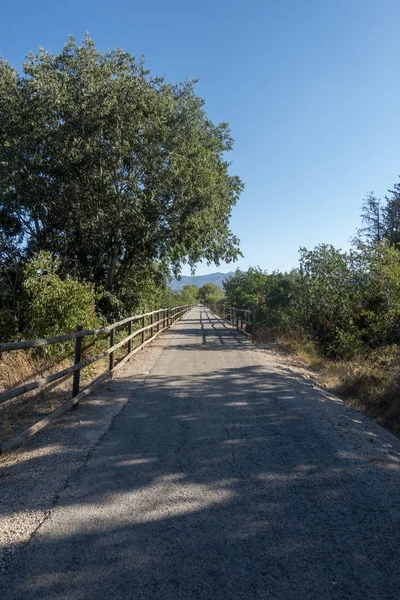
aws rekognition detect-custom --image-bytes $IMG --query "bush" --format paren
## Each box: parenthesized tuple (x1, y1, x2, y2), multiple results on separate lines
(23, 252, 102, 356)
(327, 328, 365, 360)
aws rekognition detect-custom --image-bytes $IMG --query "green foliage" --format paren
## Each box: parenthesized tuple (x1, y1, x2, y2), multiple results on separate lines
(356, 193, 383, 245)
(176, 285, 199, 305)
(263, 272, 298, 329)
(354, 179, 400, 248)
(225, 241, 400, 360)
(293, 245, 363, 357)
(360, 242, 400, 346)
(0, 36, 242, 300)
(383, 182, 400, 246)
(0, 241, 24, 342)
(23, 252, 101, 354)
(223, 267, 268, 307)
(0, 35, 243, 340)
(198, 282, 224, 304)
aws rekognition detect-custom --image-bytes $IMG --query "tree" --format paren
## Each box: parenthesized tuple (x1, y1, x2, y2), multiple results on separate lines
(178, 285, 199, 305)
(0, 238, 24, 341)
(294, 244, 366, 357)
(198, 283, 224, 304)
(356, 193, 383, 246)
(383, 181, 400, 246)
(0, 59, 27, 340)
(0, 35, 243, 313)
(223, 267, 268, 307)
(355, 241, 400, 346)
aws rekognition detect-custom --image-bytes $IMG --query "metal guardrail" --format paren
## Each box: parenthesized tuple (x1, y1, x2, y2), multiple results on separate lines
(0, 304, 193, 453)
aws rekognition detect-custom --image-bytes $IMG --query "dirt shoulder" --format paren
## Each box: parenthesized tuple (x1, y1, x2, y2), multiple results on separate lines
(255, 341, 400, 461)
(259, 338, 400, 438)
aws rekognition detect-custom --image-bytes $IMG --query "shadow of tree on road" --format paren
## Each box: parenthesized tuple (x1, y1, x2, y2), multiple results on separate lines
(1, 355, 400, 599)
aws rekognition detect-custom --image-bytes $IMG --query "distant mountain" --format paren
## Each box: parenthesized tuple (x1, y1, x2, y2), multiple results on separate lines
(170, 271, 235, 291)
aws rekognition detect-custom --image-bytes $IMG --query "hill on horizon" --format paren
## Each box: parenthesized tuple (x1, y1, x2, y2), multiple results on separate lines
(170, 271, 235, 291)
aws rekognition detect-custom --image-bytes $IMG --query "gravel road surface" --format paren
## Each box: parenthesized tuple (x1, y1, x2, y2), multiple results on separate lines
(1, 307, 400, 599)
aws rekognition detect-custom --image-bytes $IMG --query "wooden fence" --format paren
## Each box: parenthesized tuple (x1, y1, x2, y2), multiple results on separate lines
(206, 304, 256, 340)
(0, 304, 192, 453)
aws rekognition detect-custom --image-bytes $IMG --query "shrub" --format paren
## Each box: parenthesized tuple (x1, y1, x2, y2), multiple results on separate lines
(23, 252, 102, 356)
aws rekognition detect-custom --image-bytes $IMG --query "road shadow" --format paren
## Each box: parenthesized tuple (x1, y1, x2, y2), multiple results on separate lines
(1, 358, 400, 599)
(168, 309, 247, 349)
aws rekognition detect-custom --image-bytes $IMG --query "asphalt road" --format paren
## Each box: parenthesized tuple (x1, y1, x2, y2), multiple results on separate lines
(1, 307, 400, 600)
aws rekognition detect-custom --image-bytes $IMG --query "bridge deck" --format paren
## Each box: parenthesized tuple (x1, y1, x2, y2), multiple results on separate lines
(1, 307, 400, 599)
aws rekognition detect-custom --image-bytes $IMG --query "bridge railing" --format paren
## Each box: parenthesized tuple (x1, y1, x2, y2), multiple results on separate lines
(0, 304, 193, 453)
(206, 304, 256, 341)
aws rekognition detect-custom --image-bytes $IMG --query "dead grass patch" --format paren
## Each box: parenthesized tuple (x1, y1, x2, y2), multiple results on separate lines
(0, 336, 136, 446)
(256, 327, 400, 437)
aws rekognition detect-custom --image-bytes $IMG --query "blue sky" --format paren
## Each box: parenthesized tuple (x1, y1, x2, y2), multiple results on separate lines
(2, 0, 400, 275)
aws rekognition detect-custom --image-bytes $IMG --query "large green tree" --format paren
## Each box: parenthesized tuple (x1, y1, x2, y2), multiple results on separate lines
(0, 36, 243, 312)
(178, 285, 199, 305)
(223, 267, 269, 308)
(198, 283, 224, 304)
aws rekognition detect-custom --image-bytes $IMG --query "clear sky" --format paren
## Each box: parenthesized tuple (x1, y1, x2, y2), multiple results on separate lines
(2, 0, 400, 275)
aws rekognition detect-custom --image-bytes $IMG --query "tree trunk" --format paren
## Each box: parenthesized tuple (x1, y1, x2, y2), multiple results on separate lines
(107, 239, 118, 290)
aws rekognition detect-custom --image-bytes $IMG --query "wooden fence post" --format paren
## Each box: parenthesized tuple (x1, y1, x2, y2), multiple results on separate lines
(109, 320, 115, 373)
(141, 316, 145, 344)
(128, 319, 132, 354)
(72, 325, 83, 398)
(252, 306, 257, 342)
(150, 312, 154, 337)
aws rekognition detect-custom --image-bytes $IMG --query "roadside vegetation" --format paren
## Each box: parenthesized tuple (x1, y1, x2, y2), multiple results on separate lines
(0, 35, 242, 349)
(223, 190, 400, 434)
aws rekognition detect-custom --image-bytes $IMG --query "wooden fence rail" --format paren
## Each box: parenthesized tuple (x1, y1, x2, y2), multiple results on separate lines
(206, 304, 256, 340)
(0, 304, 193, 454)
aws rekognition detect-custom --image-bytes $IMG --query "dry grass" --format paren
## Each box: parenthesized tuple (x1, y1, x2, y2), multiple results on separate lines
(0, 317, 158, 448)
(0, 351, 71, 443)
(331, 348, 400, 436)
(0, 336, 136, 446)
(256, 327, 400, 437)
